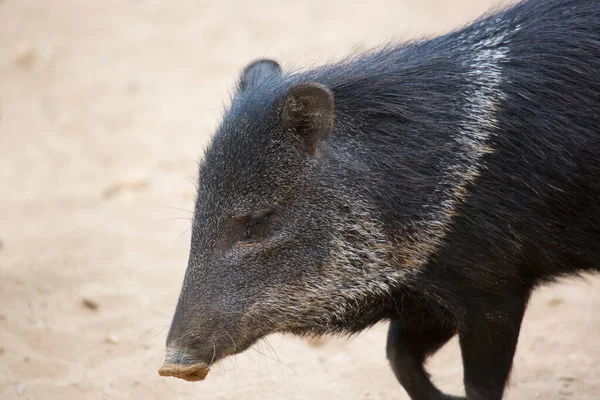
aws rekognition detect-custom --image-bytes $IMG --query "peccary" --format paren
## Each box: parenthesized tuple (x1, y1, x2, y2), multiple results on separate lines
(161, 0, 600, 398)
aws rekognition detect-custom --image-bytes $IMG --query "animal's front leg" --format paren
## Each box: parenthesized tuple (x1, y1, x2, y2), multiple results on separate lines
(458, 295, 528, 400)
(387, 318, 464, 400)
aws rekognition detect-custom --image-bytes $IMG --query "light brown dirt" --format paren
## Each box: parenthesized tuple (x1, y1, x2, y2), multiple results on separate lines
(1, 0, 599, 399)
(158, 363, 210, 382)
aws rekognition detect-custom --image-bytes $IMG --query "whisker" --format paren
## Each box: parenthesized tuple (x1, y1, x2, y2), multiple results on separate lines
(129, 326, 168, 354)
(223, 329, 238, 352)
(210, 339, 217, 366)
(229, 355, 237, 382)
(143, 343, 171, 368)
(258, 339, 298, 376)
(146, 311, 173, 319)
(262, 337, 293, 380)
(217, 359, 227, 392)
(250, 344, 275, 373)
(151, 217, 192, 223)
(180, 341, 191, 364)
(148, 204, 194, 214)
(173, 228, 191, 244)
(263, 338, 290, 395)
(259, 340, 271, 378)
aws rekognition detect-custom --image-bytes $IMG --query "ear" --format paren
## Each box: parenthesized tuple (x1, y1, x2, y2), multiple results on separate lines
(238, 59, 281, 91)
(281, 83, 334, 154)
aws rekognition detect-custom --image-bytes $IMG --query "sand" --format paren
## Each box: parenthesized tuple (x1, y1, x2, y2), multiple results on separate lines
(1, 0, 599, 399)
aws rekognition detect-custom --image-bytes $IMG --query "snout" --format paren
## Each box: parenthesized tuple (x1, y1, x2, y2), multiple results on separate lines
(160, 320, 266, 382)
(159, 335, 222, 382)
(159, 302, 261, 382)
(159, 315, 227, 379)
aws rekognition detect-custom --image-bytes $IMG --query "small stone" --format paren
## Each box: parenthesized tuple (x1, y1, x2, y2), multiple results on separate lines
(547, 297, 564, 307)
(0, 314, 6, 321)
(557, 375, 576, 382)
(82, 297, 99, 311)
(23, 356, 31, 363)
(102, 183, 125, 199)
(104, 335, 119, 345)
(0, 346, 5, 355)
(102, 178, 149, 199)
(306, 336, 328, 347)
(14, 44, 36, 67)
(126, 79, 140, 93)
(35, 320, 47, 329)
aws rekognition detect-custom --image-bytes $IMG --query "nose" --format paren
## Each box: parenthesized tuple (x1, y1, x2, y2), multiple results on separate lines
(159, 350, 210, 381)
(163, 320, 222, 358)
(159, 300, 234, 381)
(159, 339, 216, 381)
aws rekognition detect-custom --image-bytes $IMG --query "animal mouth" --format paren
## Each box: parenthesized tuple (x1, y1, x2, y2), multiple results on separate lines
(158, 362, 210, 382)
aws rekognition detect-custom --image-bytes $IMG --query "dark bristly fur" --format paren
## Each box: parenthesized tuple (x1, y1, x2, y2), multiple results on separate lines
(163, 0, 600, 399)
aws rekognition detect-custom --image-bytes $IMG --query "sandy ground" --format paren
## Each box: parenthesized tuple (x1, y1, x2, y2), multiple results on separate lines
(1, 0, 599, 399)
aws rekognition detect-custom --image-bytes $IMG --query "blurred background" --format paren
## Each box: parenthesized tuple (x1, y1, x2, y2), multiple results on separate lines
(1, 0, 599, 399)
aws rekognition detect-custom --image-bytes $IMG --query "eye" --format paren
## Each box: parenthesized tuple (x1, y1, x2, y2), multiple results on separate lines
(244, 210, 274, 242)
